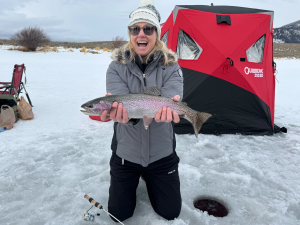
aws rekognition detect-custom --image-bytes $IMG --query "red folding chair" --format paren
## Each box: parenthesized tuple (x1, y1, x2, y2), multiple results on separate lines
(0, 64, 32, 106)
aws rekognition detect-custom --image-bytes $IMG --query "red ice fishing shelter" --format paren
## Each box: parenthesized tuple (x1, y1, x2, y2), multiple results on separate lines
(161, 5, 285, 135)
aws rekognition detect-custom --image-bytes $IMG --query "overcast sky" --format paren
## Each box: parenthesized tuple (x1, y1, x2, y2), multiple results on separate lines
(0, 0, 299, 43)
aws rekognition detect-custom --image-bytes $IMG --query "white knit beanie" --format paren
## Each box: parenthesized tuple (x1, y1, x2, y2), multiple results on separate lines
(128, 0, 161, 38)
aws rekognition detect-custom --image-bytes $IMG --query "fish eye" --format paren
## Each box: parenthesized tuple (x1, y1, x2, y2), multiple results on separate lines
(88, 105, 93, 108)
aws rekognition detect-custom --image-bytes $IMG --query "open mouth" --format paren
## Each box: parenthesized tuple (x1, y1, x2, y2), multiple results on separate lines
(80, 109, 89, 115)
(137, 41, 148, 48)
(80, 106, 89, 115)
(80, 105, 103, 116)
(81, 104, 93, 115)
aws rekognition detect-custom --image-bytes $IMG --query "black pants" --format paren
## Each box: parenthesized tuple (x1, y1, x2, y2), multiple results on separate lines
(108, 152, 182, 222)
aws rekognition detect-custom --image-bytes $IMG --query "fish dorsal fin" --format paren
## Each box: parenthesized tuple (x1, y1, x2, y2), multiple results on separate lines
(143, 86, 162, 96)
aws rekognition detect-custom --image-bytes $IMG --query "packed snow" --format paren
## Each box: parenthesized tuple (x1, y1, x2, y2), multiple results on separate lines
(0, 47, 300, 225)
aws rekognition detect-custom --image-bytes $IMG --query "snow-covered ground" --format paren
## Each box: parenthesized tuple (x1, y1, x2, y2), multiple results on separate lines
(0, 47, 300, 225)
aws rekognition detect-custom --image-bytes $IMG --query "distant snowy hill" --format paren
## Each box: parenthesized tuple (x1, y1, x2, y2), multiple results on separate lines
(274, 20, 300, 43)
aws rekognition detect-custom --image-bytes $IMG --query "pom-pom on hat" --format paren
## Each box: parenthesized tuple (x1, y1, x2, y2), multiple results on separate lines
(128, 0, 161, 38)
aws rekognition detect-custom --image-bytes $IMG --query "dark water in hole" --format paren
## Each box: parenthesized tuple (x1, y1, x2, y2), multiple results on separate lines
(194, 198, 228, 217)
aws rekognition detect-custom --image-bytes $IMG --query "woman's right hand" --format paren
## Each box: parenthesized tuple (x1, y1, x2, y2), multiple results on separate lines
(101, 93, 130, 123)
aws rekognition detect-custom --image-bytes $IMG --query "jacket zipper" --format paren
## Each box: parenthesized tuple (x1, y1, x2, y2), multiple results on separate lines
(143, 74, 146, 86)
(133, 65, 146, 87)
(142, 59, 157, 87)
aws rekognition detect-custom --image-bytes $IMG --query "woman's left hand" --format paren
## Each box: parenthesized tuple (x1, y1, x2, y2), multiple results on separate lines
(154, 95, 180, 123)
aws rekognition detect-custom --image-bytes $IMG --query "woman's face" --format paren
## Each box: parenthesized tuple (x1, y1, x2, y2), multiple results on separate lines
(130, 22, 157, 56)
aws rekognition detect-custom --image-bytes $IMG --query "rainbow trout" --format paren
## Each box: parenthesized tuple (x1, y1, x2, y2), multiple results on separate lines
(81, 86, 212, 138)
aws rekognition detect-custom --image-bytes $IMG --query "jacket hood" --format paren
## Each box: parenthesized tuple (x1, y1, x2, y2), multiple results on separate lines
(111, 44, 178, 66)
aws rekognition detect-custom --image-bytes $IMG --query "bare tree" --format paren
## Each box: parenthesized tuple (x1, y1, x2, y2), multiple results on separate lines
(111, 36, 126, 49)
(11, 26, 50, 51)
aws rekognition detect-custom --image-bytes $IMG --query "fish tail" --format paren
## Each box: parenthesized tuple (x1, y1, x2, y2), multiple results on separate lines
(186, 111, 212, 138)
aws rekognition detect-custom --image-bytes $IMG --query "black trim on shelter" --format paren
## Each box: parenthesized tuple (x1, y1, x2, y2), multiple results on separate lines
(174, 68, 280, 135)
(217, 15, 231, 25)
(177, 5, 273, 14)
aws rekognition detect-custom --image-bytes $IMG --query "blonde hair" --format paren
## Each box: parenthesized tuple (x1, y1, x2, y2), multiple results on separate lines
(124, 34, 173, 66)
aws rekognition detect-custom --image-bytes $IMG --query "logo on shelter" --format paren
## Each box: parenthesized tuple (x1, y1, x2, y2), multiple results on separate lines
(244, 67, 264, 77)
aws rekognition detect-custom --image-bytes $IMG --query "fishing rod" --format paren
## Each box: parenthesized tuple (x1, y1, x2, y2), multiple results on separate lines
(82, 194, 125, 224)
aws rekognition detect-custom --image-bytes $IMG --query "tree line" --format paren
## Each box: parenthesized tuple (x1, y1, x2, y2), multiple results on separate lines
(11, 26, 126, 51)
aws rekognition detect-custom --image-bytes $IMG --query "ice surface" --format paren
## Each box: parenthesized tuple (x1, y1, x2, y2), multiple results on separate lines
(0, 47, 299, 225)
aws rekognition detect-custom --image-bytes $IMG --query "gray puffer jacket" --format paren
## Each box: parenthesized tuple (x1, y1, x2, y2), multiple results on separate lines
(106, 46, 183, 167)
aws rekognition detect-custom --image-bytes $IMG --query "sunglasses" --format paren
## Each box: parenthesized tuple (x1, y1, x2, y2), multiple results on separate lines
(128, 25, 156, 36)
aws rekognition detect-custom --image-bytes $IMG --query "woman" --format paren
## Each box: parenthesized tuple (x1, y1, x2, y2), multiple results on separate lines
(101, 0, 183, 222)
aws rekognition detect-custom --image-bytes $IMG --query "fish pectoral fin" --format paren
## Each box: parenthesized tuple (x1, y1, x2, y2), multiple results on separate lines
(143, 116, 153, 130)
(142, 86, 162, 96)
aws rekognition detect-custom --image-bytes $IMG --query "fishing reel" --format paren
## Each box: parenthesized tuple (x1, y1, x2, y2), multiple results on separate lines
(82, 194, 124, 224)
(82, 205, 100, 222)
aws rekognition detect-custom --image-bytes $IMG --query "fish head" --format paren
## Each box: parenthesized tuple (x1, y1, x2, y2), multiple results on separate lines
(81, 98, 112, 116)
(81, 102, 98, 116)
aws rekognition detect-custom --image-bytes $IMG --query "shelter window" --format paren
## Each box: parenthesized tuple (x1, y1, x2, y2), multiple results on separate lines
(160, 30, 169, 46)
(246, 35, 265, 63)
(177, 29, 202, 60)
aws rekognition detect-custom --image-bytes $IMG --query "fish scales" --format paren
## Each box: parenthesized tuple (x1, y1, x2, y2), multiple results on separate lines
(101, 94, 191, 118)
(81, 86, 212, 138)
